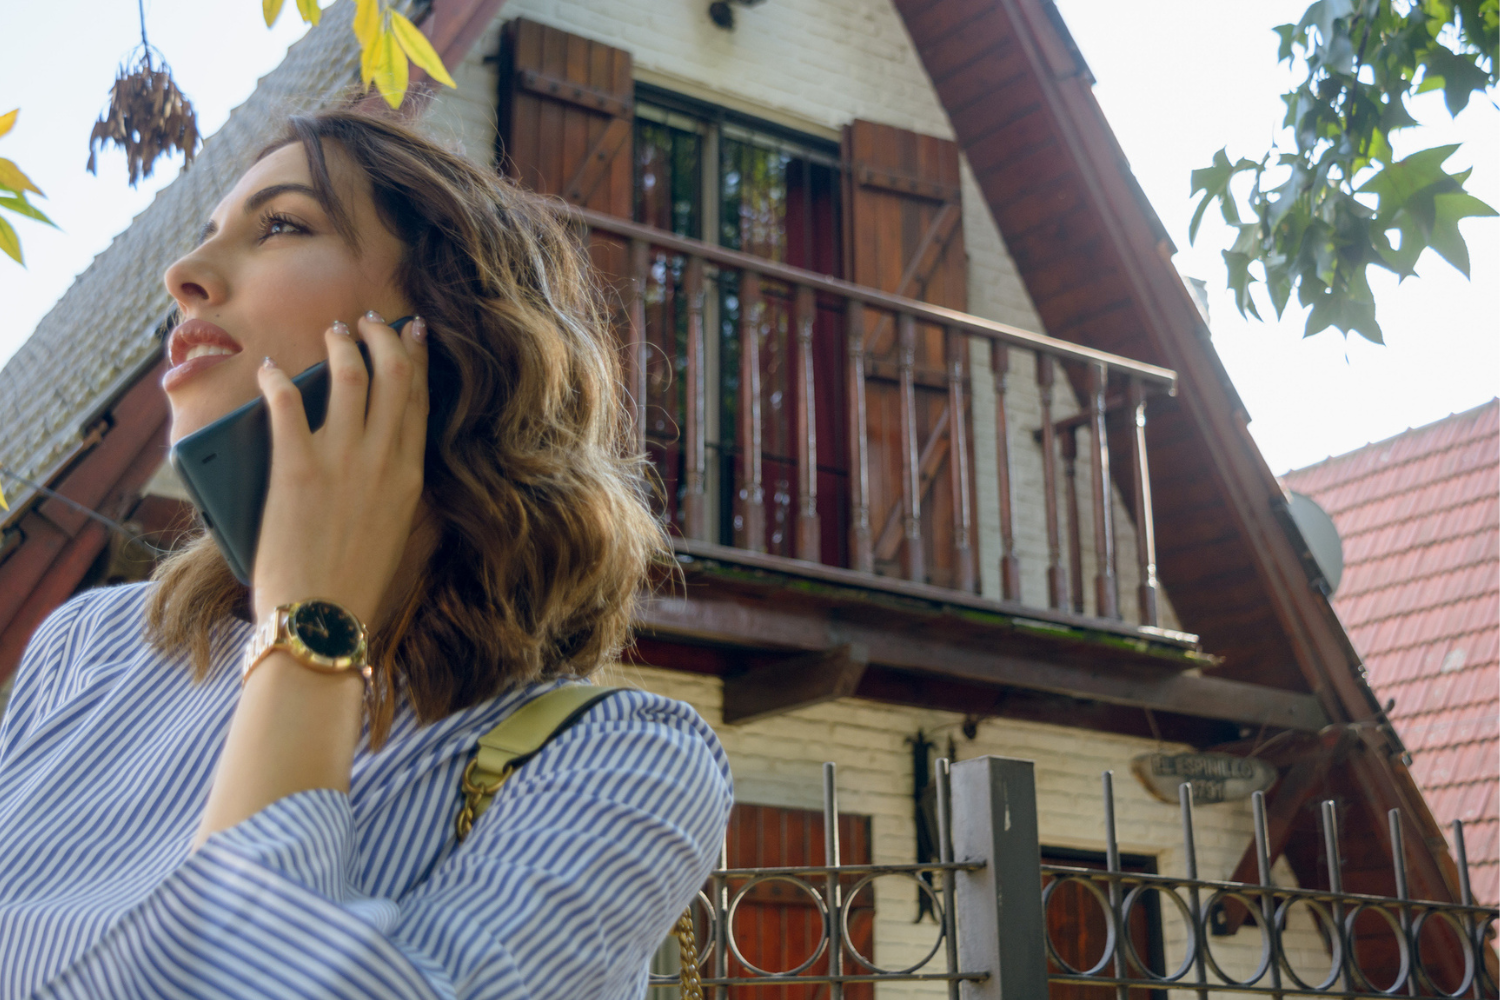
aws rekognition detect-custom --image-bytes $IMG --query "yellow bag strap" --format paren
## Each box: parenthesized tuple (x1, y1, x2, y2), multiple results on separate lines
(452, 682, 704, 1000)
(454, 684, 619, 842)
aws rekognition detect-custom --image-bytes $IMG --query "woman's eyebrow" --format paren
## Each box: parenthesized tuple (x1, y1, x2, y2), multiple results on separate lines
(194, 183, 320, 246)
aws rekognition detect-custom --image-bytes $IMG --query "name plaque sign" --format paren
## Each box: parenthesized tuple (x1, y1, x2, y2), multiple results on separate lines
(1130, 752, 1277, 804)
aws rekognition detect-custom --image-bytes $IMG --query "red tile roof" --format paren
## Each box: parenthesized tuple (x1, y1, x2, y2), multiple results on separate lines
(1285, 400, 1499, 904)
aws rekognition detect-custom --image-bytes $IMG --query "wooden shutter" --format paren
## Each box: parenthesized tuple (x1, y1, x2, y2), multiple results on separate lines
(843, 120, 976, 590)
(722, 804, 874, 999)
(496, 18, 634, 217)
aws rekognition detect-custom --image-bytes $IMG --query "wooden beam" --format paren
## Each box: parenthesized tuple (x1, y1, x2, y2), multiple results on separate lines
(722, 643, 870, 724)
(1218, 729, 1352, 933)
(640, 594, 1328, 732)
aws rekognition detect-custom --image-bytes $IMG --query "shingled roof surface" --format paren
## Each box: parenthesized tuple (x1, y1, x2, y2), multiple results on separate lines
(1284, 400, 1500, 904)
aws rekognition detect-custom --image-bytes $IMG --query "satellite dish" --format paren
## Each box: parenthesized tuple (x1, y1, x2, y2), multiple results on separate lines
(1287, 491, 1344, 595)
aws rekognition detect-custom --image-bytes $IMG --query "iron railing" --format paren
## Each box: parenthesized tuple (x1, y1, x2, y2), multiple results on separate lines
(654, 757, 1499, 999)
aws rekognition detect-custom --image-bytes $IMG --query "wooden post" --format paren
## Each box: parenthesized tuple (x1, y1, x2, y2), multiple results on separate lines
(682, 255, 708, 541)
(946, 329, 975, 592)
(846, 301, 873, 574)
(795, 285, 820, 562)
(951, 756, 1048, 1000)
(1061, 427, 1084, 614)
(737, 271, 765, 552)
(627, 238, 650, 454)
(898, 313, 925, 584)
(1128, 377, 1158, 626)
(990, 343, 1020, 602)
(1037, 354, 1067, 610)
(1088, 361, 1118, 619)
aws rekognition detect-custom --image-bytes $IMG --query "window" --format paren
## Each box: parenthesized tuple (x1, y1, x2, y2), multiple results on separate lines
(632, 91, 849, 563)
(1042, 848, 1166, 1000)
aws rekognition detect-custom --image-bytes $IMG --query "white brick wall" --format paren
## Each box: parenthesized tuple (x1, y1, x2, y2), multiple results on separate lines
(619, 665, 1331, 998)
(427, 0, 1183, 631)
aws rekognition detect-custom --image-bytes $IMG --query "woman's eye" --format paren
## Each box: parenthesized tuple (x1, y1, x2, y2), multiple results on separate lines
(259, 214, 303, 240)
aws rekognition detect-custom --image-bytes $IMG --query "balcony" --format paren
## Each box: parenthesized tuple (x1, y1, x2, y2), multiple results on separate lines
(574, 208, 1190, 649)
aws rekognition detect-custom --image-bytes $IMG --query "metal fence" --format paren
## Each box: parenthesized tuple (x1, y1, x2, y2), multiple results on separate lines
(653, 756, 1500, 998)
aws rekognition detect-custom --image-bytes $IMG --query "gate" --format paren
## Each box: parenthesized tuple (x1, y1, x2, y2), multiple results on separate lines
(654, 758, 1500, 998)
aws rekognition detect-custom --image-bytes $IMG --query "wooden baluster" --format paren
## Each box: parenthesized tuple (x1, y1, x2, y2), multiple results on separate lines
(682, 255, 708, 541)
(1061, 426, 1084, 614)
(946, 329, 975, 592)
(898, 313, 925, 584)
(1128, 376, 1159, 626)
(1088, 361, 1119, 619)
(990, 343, 1021, 601)
(846, 301, 873, 574)
(737, 271, 766, 552)
(1038, 354, 1068, 609)
(627, 239, 649, 455)
(794, 285, 821, 562)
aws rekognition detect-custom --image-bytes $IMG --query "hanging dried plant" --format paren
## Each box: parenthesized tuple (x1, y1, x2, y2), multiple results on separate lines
(86, 48, 199, 187)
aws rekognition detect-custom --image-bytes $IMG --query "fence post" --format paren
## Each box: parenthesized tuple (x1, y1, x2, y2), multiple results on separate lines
(951, 756, 1047, 999)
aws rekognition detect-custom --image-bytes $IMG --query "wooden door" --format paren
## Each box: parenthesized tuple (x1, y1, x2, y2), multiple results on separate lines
(1042, 850, 1163, 1000)
(843, 120, 975, 590)
(724, 803, 874, 1000)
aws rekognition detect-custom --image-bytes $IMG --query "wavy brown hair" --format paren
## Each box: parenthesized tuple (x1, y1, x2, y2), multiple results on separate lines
(147, 109, 669, 746)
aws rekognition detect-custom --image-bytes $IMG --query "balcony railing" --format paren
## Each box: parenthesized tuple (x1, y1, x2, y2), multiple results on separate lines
(572, 208, 1178, 627)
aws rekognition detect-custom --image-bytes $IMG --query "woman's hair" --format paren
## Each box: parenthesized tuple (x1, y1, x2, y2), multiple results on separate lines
(148, 108, 669, 746)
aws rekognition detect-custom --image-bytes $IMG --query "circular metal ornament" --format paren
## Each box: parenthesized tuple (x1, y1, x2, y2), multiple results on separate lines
(725, 875, 829, 977)
(1121, 884, 1198, 982)
(1041, 876, 1118, 977)
(1201, 889, 1273, 987)
(1342, 904, 1412, 995)
(1274, 896, 1344, 992)
(1410, 908, 1476, 999)
(839, 872, 946, 975)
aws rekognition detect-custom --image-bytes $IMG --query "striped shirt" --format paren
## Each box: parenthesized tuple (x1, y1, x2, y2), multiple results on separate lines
(0, 582, 733, 999)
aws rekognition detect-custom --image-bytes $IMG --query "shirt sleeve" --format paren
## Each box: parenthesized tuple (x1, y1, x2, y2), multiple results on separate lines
(29, 692, 734, 1000)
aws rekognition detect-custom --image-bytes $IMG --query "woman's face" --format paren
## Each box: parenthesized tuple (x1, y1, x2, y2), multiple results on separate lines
(162, 141, 409, 443)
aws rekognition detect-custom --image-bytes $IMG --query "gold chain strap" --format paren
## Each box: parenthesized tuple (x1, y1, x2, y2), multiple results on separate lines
(673, 908, 703, 1000)
(455, 758, 509, 842)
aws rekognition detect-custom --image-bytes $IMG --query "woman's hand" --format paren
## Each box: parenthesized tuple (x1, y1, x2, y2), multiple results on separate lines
(252, 312, 429, 628)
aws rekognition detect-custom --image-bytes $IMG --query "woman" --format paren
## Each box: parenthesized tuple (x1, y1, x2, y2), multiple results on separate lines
(0, 109, 732, 999)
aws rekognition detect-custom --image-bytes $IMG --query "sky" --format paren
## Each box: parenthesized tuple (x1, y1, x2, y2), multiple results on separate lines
(1, 0, 1496, 474)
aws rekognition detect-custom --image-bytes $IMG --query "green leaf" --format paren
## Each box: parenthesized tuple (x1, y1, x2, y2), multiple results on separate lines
(0, 157, 42, 196)
(1274, 23, 1299, 62)
(0, 193, 56, 227)
(1426, 191, 1498, 276)
(1358, 143, 1462, 217)
(1224, 249, 1262, 321)
(0, 213, 22, 265)
(263, 0, 285, 27)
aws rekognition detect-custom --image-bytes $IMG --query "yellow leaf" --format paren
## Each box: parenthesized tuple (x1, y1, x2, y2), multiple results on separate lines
(353, 0, 379, 48)
(0, 213, 22, 265)
(372, 27, 408, 109)
(390, 11, 456, 88)
(0, 481, 7, 511)
(296, 0, 321, 25)
(0, 109, 16, 140)
(263, 0, 285, 27)
(0, 158, 41, 197)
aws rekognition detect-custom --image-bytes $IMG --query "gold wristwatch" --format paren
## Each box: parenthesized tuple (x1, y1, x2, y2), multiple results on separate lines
(242, 599, 371, 688)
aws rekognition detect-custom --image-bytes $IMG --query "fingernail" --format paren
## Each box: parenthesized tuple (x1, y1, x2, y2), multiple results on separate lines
(412, 316, 427, 343)
(365, 310, 385, 323)
(262, 356, 277, 370)
(331, 319, 350, 337)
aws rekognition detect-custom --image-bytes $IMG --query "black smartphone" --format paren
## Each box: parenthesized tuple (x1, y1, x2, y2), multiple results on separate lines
(168, 318, 411, 585)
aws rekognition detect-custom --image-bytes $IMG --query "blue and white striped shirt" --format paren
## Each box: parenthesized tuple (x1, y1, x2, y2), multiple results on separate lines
(0, 582, 733, 999)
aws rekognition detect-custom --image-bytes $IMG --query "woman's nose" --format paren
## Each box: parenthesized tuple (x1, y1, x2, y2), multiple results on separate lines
(163, 246, 227, 311)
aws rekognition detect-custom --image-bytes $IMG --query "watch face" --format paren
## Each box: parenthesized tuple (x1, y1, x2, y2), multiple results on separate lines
(289, 601, 363, 659)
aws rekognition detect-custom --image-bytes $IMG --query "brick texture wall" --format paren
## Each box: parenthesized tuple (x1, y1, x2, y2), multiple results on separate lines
(424, 0, 1182, 629)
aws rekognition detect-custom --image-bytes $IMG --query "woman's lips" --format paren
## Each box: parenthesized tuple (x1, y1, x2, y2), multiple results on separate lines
(163, 319, 243, 393)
